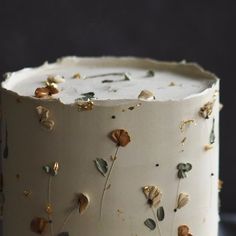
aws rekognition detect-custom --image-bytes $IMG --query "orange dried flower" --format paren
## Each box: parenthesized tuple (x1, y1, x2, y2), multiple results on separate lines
(35, 87, 50, 98)
(178, 225, 192, 236)
(110, 129, 131, 147)
(30, 217, 48, 234)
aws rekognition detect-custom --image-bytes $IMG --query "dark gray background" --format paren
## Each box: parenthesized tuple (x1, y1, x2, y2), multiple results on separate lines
(0, 0, 235, 219)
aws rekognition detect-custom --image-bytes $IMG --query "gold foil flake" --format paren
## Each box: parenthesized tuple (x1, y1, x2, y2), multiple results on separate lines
(73, 72, 82, 79)
(36, 106, 55, 131)
(47, 75, 65, 84)
(169, 82, 176, 86)
(179, 120, 196, 133)
(53, 162, 59, 176)
(218, 179, 223, 192)
(110, 129, 131, 147)
(30, 217, 48, 234)
(76, 100, 94, 111)
(45, 204, 53, 215)
(143, 186, 162, 207)
(77, 193, 90, 214)
(175, 193, 190, 210)
(23, 190, 32, 198)
(204, 144, 213, 151)
(178, 225, 192, 236)
(199, 101, 215, 119)
(138, 90, 155, 101)
(181, 137, 187, 146)
(35, 87, 50, 98)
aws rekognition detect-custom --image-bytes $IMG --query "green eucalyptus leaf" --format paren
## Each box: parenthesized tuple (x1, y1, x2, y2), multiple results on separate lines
(102, 79, 114, 83)
(94, 158, 108, 177)
(210, 118, 216, 144)
(124, 73, 132, 81)
(81, 92, 95, 99)
(157, 206, 165, 221)
(185, 163, 192, 172)
(146, 70, 155, 77)
(42, 165, 51, 174)
(144, 218, 156, 230)
(177, 163, 185, 170)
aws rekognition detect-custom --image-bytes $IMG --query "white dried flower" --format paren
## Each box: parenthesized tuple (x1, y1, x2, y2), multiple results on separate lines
(138, 90, 155, 101)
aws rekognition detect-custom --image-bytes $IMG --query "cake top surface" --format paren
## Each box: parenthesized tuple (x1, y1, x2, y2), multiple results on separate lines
(1, 57, 218, 104)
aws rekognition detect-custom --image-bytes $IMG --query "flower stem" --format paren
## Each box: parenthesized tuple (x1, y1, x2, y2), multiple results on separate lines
(47, 176, 54, 236)
(58, 208, 76, 233)
(85, 72, 126, 79)
(100, 146, 119, 219)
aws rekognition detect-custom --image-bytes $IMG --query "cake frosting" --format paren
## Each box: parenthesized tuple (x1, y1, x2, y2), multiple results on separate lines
(0, 57, 220, 236)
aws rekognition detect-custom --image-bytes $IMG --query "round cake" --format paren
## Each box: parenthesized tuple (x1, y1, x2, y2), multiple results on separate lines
(0, 57, 220, 236)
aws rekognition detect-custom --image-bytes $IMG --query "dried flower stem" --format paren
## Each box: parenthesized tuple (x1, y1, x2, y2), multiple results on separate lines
(84, 72, 128, 79)
(171, 179, 181, 236)
(59, 208, 76, 233)
(100, 146, 119, 219)
(47, 176, 54, 236)
(151, 207, 162, 236)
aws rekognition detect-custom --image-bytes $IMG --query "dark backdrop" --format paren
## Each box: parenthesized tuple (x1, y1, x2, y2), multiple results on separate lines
(0, 0, 235, 213)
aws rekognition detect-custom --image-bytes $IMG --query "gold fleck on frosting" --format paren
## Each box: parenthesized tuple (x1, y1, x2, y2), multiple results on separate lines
(138, 90, 155, 101)
(179, 120, 196, 133)
(76, 100, 94, 111)
(199, 101, 215, 119)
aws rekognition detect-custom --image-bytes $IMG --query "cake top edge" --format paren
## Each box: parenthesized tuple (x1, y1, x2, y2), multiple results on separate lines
(1, 56, 219, 105)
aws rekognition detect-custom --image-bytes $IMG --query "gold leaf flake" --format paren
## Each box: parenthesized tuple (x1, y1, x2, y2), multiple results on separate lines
(53, 162, 59, 175)
(143, 186, 162, 207)
(179, 120, 196, 133)
(35, 87, 50, 98)
(73, 73, 82, 79)
(45, 204, 53, 215)
(76, 100, 94, 111)
(138, 90, 155, 101)
(47, 75, 65, 84)
(110, 129, 131, 147)
(178, 225, 192, 236)
(176, 193, 190, 210)
(204, 144, 213, 151)
(30, 217, 48, 234)
(77, 193, 90, 214)
(199, 101, 215, 119)
(23, 190, 32, 198)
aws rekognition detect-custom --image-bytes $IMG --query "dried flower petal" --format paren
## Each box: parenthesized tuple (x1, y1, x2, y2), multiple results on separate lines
(110, 129, 131, 147)
(76, 100, 94, 111)
(176, 193, 190, 210)
(77, 193, 89, 214)
(143, 186, 162, 207)
(199, 101, 215, 119)
(52, 162, 59, 176)
(138, 90, 155, 101)
(36, 106, 55, 130)
(178, 225, 192, 236)
(157, 206, 165, 221)
(180, 120, 196, 133)
(144, 218, 156, 230)
(30, 217, 48, 234)
(47, 75, 65, 84)
(204, 144, 213, 151)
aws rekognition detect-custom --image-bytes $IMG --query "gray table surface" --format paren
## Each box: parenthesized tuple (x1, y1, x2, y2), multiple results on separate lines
(0, 213, 235, 235)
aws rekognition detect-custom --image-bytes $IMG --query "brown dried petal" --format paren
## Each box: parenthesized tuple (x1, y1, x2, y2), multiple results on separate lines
(110, 129, 131, 147)
(35, 87, 50, 98)
(77, 101, 94, 111)
(41, 119, 55, 130)
(138, 90, 155, 101)
(30, 217, 48, 234)
(142, 186, 162, 207)
(178, 225, 192, 236)
(36, 106, 49, 121)
(46, 84, 59, 95)
(77, 193, 89, 214)
(177, 193, 190, 209)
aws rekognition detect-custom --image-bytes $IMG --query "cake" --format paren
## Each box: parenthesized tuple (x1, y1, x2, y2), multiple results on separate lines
(0, 57, 220, 236)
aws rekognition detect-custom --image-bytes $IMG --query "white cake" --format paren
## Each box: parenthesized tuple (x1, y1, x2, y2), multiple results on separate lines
(0, 57, 220, 236)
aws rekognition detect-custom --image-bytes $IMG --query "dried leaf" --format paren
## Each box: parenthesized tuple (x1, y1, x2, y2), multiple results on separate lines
(94, 158, 108, 177)
(138, 90, 155, 101)
(76, 100, 94, 111)
(143, 186, 162, 207)
(77, 193, 89, 214)
(52, 162, 59, 176)
(209, 118, 216, 144)
(144, 218, 156, 230)
(81, 92, 95, 100)
(178, 225, 192, 236)
(157, 206, 165, 221)
(146, 70, 155, 77)
(177, 193, 190, 209)
(36, 106, 55, 130)
(110, 129, 131, 147)
(30, 217, 48, 234)
(177, 163, 192, 179)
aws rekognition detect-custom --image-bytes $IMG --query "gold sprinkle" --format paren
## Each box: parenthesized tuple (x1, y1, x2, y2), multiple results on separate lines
(204, 144, 213, 151)
(77, 100, 94, 111)
(138, 90, 155, 101)
(45, 204, 53, 215)
(23, 190, 32, 197)
(169, 82, 176, 86)
(73, 73, 82, 79)
(35, 87, 50, 98)
(180, 120, 196, 133)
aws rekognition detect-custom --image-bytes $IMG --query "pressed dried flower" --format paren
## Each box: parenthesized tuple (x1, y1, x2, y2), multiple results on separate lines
(47, 75, 65, 84)
(176, 193, 190, 210)
(144, 218, 156, 230)
(179, 120, 196, 133)
(77, 193, 89, 214)
(138, 90, 155, 101)
(199, 101, 215, 119)
(36, 106, 55, 130)
(110, 129, 131, 147)
(30, 217, 48, 234)
(143, 186, 162, 207)
(177, 163, 192, 179)
(77, 100, 94, 111)
(178, 225, 192, 236)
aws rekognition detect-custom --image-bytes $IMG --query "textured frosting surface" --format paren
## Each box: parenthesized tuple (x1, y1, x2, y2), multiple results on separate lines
(1, 57, 220, 236)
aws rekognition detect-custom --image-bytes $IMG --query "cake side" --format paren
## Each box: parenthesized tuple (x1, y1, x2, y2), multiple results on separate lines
(1, 57, 220, 236)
